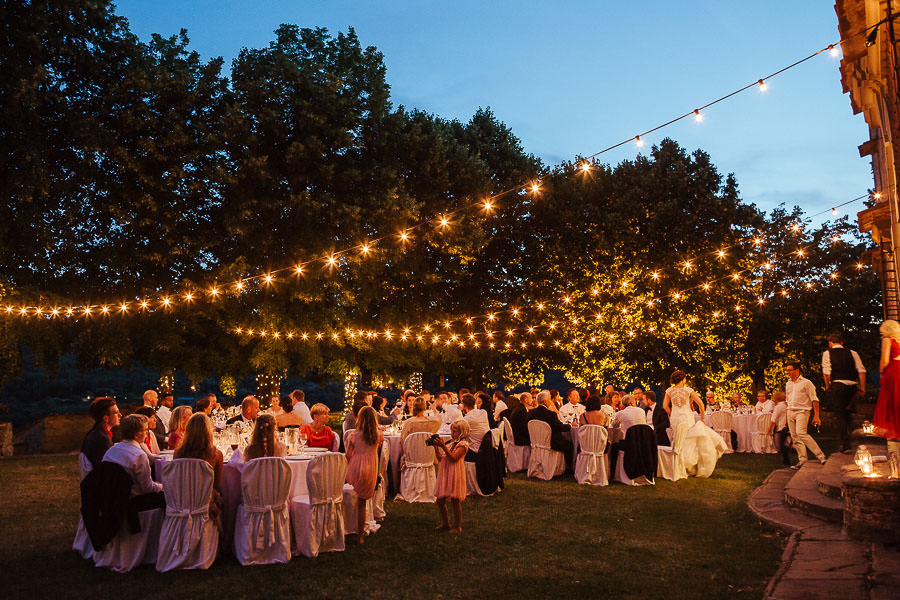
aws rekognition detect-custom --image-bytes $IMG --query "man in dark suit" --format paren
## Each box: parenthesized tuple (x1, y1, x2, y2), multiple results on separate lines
(81, 396, 120, 470)
(141, 389, 168, 450)
(643, 390, 670, 447)
(527, 390, 573, 467)
(226, 395, 260, 426)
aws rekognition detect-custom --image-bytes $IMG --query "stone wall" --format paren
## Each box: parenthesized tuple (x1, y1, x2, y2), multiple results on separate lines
(842, 467, 900, 542)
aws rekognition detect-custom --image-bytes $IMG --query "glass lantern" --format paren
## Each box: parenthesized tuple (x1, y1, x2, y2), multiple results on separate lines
(854, 445, 874, 476)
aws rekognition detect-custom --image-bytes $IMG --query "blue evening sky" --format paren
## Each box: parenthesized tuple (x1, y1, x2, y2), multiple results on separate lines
(114, 0, 872, 221)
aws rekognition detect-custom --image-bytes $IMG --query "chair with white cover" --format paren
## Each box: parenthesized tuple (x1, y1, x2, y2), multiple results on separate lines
(331, 433, 342, 452)
(155, 458, 218, 571)
(290, 452, 347, 557)
(526, 420, 565, 480)
(503, 418, 530, 473)
(233, 457, 292, 565)
(709, 411, 734, 452)
(342, 428, 356, 451)
(73, 453, 95, 560)
(342, 486, 377, 535)
(574, 425, 608, 486)
(657, 422, 690, 482)
(395, 432, 436, 502)
(91, 495, 164, 571)
(614, 425, 657, 486)
(754, 413, 775, 454)
(370, 439, 390, 519)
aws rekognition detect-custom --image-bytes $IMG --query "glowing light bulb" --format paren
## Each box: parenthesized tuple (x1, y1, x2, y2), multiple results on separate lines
(444, 321, 451, 329)
(530, 183, 540, 194)
(424, 325, 431, 332)
(713, 311, 720, 318)
(327, 255, 337, 267)
(732, 273, 740, 280)
(236, 281, 245, 291)
(506, 329, 514, 337)
(651, 271, 659, 279)
(832, 235, 840, 243)
(753, 237, 762, 245)
(140, 300, 149, 309)
(487, 313, 496, 321)
(527, 326, 535, 334)
(764, 262, 772, 270)
(831, 207, 838, 215)
(399, 230, 409, 242)
(439, 216, 449, 228)
(758, 79, 768, 92)
(673, 292, 681, 301)
(580, 161, 592, 173)
(796, 249, 805, 257)
(537, 303, 545, 310)
(512, 308, 519, 317)
(718, 250, 726, 259)
(162, 297, 171, 307)
(119, 303, 128, 313)
(483, 199, 493, 212)
(758, 297, 765, 305)
(856, 263, 864, 269)
(264, 274, 273, 284)
(683, 261, 692, 270)
(537, 341, 544, 348)
(874, 192, 882, 200)
(829, 44, 840, 57)
(236, 328, 243, 334)
(184, 292, 194, 302)
(360, 243, 370, 255)
(51, 308, 59, 316)
(694, 109, 703, 122)
(635, 136, 644, 147)
(703, 283, 711, 290)
(210, 286, 220, 296)
(563, 296, 571, 304)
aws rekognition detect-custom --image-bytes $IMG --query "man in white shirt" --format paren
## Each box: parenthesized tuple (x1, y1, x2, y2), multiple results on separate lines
(611, 394, 647, 437)
(289, 389, 313, 425)
(754, 390, 774, 414)
(460, 393, 489, 454)
(784, 361, 826, 468)
(434, 392, 462, 428)
(156, 394, 173, 434)
(822, 332, 867, 453)
(558, 389, 586, 424)
(102, 414, 164, 497)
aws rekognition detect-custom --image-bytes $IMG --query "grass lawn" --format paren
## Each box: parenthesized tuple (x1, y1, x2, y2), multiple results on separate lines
(0, 452, 788, 600)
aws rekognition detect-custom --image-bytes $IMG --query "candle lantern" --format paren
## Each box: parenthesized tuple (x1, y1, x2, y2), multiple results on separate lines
(854, 445, 874, 476)
(862, 420, 874, 435)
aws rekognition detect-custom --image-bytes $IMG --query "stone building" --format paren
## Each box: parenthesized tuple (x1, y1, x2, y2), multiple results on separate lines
(836, 0, 900, 319)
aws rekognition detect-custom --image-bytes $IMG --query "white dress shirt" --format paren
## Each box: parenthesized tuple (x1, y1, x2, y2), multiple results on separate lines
(611, 406, 647, 435)
(293, 401, 313, 425)
(155, 405, 172, 433)
(464, 408, 490, 453)
(493, 400, 508, 422)
(771, 402, 787, 430)
(755, 400, 774, 414)
(821, 344, 866, 385)
(102, 439, 162, 496)
(439, 403, 462, 427)
(645, 403, 656, 428)
(785, 376, 818, 411)
(558, 402, 586, 424)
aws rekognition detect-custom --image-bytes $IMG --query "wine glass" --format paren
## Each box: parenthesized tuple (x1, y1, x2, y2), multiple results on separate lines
(299, 430, 308, 450)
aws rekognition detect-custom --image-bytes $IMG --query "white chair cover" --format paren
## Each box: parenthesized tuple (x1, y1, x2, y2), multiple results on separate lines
(92, 508, 164, 572)
(290, 452, 347, 557)
(503, 417, 530, 473)
(234, 457, 292, 565)
(331, 433, 342, 452)
(574, 425, 608, 486)
(343, 428, 356, 450)
(754, 413, 775, 453)
(156, 458, 218, 571)
(342, 484, 377, 535)
(710, 411, 734, 452)
(73, 453, 94, 560)
(657, 422, 690, 481)
(395, 432, 436, 502)
(370, 439, 389, 519)
(526, 420, 565, 480)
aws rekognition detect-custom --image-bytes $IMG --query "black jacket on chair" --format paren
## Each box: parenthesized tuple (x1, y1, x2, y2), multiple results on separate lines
(527, 405, 571, 453)
(474, 431, 505, 495)
(622, 424, 658, 482)
(80, 461, 138, 551)
(508, 405, 531, 446)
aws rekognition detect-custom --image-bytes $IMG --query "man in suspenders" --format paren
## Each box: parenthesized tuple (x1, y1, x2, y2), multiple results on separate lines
(822, 332, 867, 453)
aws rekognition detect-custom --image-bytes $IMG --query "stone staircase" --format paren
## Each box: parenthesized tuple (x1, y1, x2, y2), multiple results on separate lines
(747, 446, 900, 600)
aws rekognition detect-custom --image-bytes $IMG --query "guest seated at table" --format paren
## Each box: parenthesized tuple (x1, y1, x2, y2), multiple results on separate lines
(434, 392, 462, 428)
(195, 393, 216, 415)
(579, 394, 608, 426)
(705, 390, 719, 411)
(610, 394, 647, 436)
(342, 391, 371, 431)
(600, 393, 616, 421)
(287, 389, 313, 425)
(346, 406, 383, 544)
(242, 414, 285, 460)
(549, 389, 562, 410)
(509, 393, 534, 445)
(133, 406, 161, 455)
(496, 394, 519, 424)
(492, 391, 508, 423)
(102, 414, 164, 504)
(755, 390, 774, 413)
(175, 413, 224, 493)
(167, 405, 193, 449)
(527, 391, 572, 466)
(460, 394, 490, 457)
(475, 392, 497, 428)
(559, 388, 587, 424)
(275, 395, 303, 429)
(226, 395, 259, 426)
(81, 396, 120, 471)
(729, 392, 744, 410)
(400, 397, 440, 441)
(300, 403, 337, 449)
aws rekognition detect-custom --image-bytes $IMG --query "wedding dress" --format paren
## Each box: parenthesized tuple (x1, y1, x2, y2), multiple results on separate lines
(665, 386, 727, 478)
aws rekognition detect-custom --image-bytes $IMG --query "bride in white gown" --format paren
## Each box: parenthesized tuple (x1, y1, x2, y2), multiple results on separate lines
(663, 370, 728, 478)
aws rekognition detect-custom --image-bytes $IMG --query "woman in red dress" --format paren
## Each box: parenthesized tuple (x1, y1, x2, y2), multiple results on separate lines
(876, 320, 900, 457)
(299, 403, 336, 450)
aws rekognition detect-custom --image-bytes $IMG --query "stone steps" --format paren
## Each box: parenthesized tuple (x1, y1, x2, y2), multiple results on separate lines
(816, 452, 850, 499)
(783, 461, 844, 524)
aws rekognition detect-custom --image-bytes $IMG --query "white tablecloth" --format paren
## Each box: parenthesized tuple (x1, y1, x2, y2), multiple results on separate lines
(698, 412, 760, 452)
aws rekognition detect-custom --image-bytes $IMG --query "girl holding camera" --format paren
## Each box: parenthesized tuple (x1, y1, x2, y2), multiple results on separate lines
(432, 418, 470, 533)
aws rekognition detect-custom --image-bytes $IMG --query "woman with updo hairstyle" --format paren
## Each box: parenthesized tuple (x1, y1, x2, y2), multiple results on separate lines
(243, 413, 285, 460)
(167, 405, 193, 449)
(663, 369, 705, 431)
(345, 406, 383, 543)
(275, 395, 303, 428)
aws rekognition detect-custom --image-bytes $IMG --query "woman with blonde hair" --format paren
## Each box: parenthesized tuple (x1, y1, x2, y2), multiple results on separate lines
(299, 403, 336, 449)
(243, 413, 285, 461)
(345, 406, 383, 543)
(876, 320, 900, 456)
(167, 405, 193, 449)
(174, 412, 224, 492)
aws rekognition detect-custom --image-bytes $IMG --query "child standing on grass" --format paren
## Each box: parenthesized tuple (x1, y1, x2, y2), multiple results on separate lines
(432, 418, 469, 533)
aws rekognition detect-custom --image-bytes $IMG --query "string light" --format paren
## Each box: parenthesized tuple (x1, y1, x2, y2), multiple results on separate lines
(758, 79, 768, 92)
(693, 109, 704, 122)
(635, 136, 644, 148)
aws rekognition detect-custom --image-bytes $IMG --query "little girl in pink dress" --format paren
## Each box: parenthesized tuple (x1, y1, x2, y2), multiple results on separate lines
(432, 419, 469, 533)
